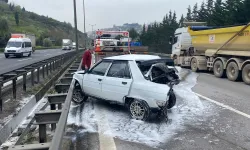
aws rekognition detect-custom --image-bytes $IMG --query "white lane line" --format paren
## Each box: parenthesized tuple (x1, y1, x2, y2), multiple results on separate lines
(18, 58, 32, 62)
(195, 92, 250, 119)
(96, 107, 117, 150)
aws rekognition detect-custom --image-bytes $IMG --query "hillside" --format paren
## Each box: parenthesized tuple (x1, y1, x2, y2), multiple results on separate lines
(0, 2, 88, 48)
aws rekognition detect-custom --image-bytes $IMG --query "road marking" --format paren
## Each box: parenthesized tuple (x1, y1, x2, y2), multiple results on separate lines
(195, 92, 250, 119)
(96, 107, 117, 150)
(18, 58, 32, 62)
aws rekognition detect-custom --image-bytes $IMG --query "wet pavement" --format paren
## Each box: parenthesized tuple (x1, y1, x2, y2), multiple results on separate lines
(62, 69, 250, 150)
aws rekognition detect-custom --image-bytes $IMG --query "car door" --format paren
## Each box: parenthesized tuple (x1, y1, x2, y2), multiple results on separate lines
(82, 60, 111, 98)
(102, 60, 132, 103)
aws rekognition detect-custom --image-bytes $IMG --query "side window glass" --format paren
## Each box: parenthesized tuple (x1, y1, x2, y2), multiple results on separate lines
(173, 36, 178, 44)
(107, 61, 131, 79)
(90, 61, 111, 76)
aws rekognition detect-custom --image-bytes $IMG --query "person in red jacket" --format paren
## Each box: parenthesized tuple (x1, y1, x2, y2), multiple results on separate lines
(82, 49, 93, 71)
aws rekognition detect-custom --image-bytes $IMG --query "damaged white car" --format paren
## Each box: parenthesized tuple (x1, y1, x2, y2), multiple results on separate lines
(73, 54, 179, 121)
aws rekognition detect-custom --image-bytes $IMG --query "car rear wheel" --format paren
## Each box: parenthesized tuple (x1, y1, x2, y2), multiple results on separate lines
(129, 99, 150, 121)
(72, 82, 88, 104)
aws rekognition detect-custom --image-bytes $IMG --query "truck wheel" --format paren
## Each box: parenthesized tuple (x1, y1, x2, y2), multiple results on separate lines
(213, 60, 225, 78)
(191, 58, 198, 72)
(242, 64, 250, 85)
(129, 99, 150, 121)
(226, 61, 240, 81)
(167, 91, 176, 109)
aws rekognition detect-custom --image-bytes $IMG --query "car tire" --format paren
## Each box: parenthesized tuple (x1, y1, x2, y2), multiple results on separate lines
(167, 91, 176, 109)
(72, 81, 88, 104)
(5, 54, 9, 58)
(128, 99, 150, 121)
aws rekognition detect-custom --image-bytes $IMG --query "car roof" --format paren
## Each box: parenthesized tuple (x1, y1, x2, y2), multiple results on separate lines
(104, 54, 161, 61)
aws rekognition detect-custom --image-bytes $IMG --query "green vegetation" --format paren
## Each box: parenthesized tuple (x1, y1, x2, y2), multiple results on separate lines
(0, 2, 88, 49)
(140, 0, 250, 53)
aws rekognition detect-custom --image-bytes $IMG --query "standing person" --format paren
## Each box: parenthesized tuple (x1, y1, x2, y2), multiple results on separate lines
(82, 49, 93, 71)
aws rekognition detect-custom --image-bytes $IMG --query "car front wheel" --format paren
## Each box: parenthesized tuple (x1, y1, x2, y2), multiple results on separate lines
(72, 82, 88, 103)
(129, 99, 150, 121)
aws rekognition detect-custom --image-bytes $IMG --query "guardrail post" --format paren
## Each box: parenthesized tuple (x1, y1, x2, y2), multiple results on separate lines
(42, 65, 45, 78)
(0, 77, 3, 112)
(50, 62, 52, 74)
(31, 70, 34, 86)
(37, 67, 40, 83)
(50, 104, 56, 131)
(53, 60, 55, 71)
(13, 78, 17, 99)
(46, 63, 49, 76)
(58, 104, 62, 110)
(39, 124, 47, 143)
(23, 73, 26, 91)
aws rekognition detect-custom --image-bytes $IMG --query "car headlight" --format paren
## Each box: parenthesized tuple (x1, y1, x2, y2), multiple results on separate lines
(156, 100, 166, 107)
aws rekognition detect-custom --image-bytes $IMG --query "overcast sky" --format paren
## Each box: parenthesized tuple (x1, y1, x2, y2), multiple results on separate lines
(9, 0, 203, 32)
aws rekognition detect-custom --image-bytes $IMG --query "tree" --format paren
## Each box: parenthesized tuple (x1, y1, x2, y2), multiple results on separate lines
(4, 0, 8, 3)
(22, 7, 25, 12)
(179, 14, 185, 27)
(0, 18, 10, 47)
(15, 12, 19, 26)
(192, 3, 198, 21)
(43, 38, 52, 47)
(129, 28, 139, 40)
(186, 5, 192, 21)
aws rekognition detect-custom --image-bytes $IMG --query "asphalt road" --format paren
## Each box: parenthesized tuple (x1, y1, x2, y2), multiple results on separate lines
(63, 68, 250, 150)
(0, 49, 75, 75)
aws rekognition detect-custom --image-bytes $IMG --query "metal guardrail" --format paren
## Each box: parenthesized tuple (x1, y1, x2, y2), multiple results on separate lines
(8, 58, 82, 150)
(0, 51, 77, 112)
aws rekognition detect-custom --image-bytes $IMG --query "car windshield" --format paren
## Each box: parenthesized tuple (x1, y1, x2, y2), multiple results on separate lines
(6, 41, 22, 48)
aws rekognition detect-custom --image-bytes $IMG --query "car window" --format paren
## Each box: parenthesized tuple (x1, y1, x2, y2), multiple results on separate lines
(90, 61, 111, 76)
(107, 61, 131, 79)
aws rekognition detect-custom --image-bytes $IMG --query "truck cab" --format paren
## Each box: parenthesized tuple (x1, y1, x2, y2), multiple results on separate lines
(171, 27, 192, 60)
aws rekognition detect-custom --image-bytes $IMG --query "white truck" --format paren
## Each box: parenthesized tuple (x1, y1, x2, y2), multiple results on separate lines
(170, 23, 250, 85)
(4, 33, 36, 58)
(62, 39, 72, 50)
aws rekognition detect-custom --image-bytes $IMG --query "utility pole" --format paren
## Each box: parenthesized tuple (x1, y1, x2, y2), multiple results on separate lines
(83, 0, 87, 49)
(89, 24, 96, 39)
(73, 0, 79, 51)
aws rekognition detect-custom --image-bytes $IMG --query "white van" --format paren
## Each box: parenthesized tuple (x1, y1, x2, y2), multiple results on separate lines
(4, 38, 32, 58)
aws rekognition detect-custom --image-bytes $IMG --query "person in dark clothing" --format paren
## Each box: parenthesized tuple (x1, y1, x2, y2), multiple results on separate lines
(82, 49, 94, 71)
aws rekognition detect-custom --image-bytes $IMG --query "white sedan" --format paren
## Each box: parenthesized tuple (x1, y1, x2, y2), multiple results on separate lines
(73, 54, 179, 121)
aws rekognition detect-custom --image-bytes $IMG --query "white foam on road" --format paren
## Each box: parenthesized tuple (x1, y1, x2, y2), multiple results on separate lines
(67, 70, 216, 148)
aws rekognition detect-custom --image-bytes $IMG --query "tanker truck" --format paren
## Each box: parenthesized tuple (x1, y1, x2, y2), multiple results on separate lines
(170, 23, 250, 85)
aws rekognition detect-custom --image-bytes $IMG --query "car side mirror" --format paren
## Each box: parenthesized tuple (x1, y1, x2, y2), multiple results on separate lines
(169, 36, 173, 45)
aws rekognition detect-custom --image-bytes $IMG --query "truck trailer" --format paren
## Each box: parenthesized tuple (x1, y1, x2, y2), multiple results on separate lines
(171, 23, 250, 85)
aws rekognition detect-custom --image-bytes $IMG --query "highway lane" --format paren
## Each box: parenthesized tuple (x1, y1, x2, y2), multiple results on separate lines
(0, 49, 78, 75)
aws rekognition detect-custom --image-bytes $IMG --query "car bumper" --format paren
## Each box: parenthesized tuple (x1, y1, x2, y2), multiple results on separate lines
(5, 52, 22, 55)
